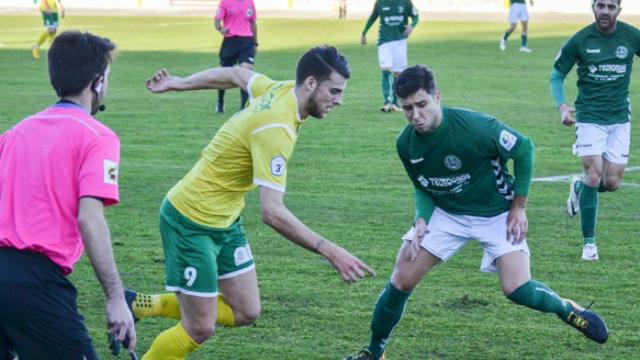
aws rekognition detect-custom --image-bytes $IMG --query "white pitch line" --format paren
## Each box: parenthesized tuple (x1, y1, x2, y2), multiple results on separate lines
(533, 166, 640, 188)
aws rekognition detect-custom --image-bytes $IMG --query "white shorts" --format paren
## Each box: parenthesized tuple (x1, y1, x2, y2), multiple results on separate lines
(402, 208, 530, 273)
(378, 39, 407, 73)
(508, 3, 529, 23)
(573, 122, 631, 165)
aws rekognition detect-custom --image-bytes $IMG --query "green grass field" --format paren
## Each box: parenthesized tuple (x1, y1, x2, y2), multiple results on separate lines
(1, 13, 639, 359)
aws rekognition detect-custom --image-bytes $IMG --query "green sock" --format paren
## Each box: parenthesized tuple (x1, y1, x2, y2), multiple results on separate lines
(391, 75, 398, 106)
(381, 71, 391, 104)
(368, 282, 411, 359)
(521, 34, 528, 47)
(503, 31, 511, 40)
(580, 183, 598, 245)
(507, 280, 573, 321)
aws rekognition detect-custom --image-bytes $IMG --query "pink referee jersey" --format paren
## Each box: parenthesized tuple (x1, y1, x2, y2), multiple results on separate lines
(215, 0, 257, 38)
(0, 102, 120, 275)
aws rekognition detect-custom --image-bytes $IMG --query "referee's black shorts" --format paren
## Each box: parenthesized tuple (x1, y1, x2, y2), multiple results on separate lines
(0, 247, 98, 360)
(219, 36, 256, 67)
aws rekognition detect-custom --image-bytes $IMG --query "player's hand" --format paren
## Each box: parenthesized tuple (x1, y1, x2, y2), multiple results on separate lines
(219, 27, 229, 36)
(403, 24, 414, 37)
(506, 204, 527, 245)
(145, 68, 180, 93)
(559, 103, 576, 126)
(529, 0, 534, 7)
(324, 243, 376, 283)
(410, 218, 428, 262)
(60, 7, 65, 18)
(360, 35, 367, 45)
(106, 296, 137, 352)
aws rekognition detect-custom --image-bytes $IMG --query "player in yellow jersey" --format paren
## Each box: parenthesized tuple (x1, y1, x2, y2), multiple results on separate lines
(121, 46, 375, 360)
(32, 0, 65, 60)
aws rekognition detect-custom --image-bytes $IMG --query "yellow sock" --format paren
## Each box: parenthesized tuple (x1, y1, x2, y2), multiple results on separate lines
(217, 294, 236, 327)
(142, 322, 201, 360)
(132, 292, 236, 326)
(36, 31, 48, 47)
(132, 293, 181, 320)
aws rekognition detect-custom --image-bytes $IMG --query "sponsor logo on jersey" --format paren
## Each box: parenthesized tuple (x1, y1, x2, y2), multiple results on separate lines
(598, 64, 627, 74)
(103, 159, 119, 185)
(427, 173, 471, 188)
(410, 157, 424, 164)
(270, 156, 286, 176)
(586, 48, 601, 54)
(499, 130, 518, 151)
(382, 6, 390, 10)
(444, 155, 462, 170)
(417, 175, 429, 187)
(616, 46, 628, 59)
(589, 65, 598, 74)
(398, 5, 404, 13)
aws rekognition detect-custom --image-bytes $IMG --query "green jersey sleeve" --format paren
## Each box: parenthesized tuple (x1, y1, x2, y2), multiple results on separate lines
(408, 0, 419, 28)
(362, 1, 380, 36)
(478, 117, 535, 196)
(553, 35, 580, 75)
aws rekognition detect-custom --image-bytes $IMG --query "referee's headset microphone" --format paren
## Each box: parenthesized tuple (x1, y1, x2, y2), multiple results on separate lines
(91, 74, 107, 113)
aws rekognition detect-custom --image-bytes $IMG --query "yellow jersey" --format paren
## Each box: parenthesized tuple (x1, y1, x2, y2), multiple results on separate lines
(168, 74, 305, 228)
(39, 0, 59, 12)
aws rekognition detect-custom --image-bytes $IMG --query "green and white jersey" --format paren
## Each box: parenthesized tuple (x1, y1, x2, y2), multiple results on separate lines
(397, 107, 534, 218)
(362, 0, 419, 46)
(554, 22, 640, 125)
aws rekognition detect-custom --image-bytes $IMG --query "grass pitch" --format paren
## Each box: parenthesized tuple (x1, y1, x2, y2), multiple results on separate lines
(0, 13, 639, 359)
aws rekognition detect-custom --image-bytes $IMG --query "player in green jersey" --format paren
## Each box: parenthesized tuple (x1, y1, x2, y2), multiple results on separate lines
(344, 65, 608, 360)
(500, 0, 534, 53)
(550, 0, 638, 261)
(361, 0, 419, 113)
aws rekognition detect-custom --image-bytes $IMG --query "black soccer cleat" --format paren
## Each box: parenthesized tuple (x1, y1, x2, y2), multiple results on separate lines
(564, 300, 608, 344)
(344, 349, 385, 360)
(124, 289, 140, 323)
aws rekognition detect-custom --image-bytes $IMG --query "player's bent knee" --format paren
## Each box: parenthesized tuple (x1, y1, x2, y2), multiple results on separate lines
(185, 322, 216, 344)
(234, 307, 260, 326)
(583, 173, 601, 187)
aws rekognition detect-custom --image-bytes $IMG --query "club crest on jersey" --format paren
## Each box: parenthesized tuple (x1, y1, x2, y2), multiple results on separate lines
(444, 155, 462, 171)
(616, 46, 628, 59)
(103, 159, 119, 185)
(417, 175, 429, 188)
(270, 156, 286, 177)
(246, 8, 253, 17)
(499, 130, 517, 151)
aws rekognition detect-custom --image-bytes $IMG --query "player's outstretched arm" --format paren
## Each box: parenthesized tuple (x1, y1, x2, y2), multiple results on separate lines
(259, 187, 376, 283)
(145, 67, 254, 94)
(78, 197, 137, 352)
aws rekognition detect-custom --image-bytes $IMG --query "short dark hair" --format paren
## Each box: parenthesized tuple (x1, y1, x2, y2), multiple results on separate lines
(48, 31, 116, 98)
(394, 65, 437, 99)
(295, 46, 350, 85)
(592, 0, 621, 5)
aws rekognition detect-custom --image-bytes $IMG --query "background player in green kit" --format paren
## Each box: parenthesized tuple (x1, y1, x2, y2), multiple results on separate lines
(550, 0, 639, 261)
(361, 0, 418, 113)
(344, 65, 608, 360)
(500, 0, 534, 53)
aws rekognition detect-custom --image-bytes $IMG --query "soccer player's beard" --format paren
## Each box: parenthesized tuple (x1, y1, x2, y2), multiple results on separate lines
(307, 90, 325, 119)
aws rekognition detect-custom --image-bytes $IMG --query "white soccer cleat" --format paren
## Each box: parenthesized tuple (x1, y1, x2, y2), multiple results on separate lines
(500, 38, 507, 51)
(582, 244, 599, 261)
(519, 46, 532, 53)
(566, 175, 581, 217)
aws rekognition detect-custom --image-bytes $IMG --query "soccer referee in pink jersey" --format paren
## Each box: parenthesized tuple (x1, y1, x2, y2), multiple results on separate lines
(214, 0, 258, 113)
(0, 31, 136, 359)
